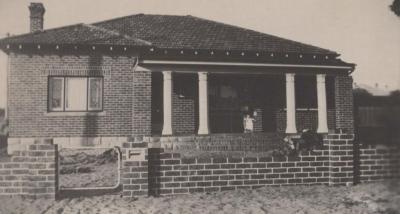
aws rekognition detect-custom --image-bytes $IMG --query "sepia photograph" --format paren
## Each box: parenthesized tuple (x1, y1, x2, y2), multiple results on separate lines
(0, 0, 399, 213)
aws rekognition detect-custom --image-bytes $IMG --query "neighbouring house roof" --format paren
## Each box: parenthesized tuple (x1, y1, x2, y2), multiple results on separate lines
(0, 14, 354, 68)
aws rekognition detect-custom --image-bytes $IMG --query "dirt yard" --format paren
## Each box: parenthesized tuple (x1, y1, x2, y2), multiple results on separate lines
(59, 148, 119, 188)
(0, 181, 399, 214)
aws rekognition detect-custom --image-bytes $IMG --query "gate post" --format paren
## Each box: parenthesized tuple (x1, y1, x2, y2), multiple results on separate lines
(326, 133, 355, 186)
(0, 138, 57, 199)
(121, 139, 149, 197)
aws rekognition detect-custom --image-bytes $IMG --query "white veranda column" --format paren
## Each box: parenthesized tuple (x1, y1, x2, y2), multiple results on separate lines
(317, 74, 329, 133)
(198, 72, 209, 135)
(162, 71, 173, 135)
(285, 73, 297, 134)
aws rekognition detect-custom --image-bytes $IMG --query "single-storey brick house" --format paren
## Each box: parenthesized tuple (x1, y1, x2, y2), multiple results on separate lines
(0, 3, 355, 153)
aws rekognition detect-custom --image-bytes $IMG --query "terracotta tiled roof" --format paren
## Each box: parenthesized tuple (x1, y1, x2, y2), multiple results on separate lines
(0, 23, 150, 46)
(0, 14, 338, 55)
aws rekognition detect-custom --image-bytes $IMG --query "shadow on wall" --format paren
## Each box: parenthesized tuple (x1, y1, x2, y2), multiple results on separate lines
(0, 108, 7, 150)
(83, 55, 102, 137)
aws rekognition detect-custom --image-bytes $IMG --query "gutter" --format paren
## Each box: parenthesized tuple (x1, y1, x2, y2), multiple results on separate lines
(348, 65, 356, 75)
(140, 60, 354, 70)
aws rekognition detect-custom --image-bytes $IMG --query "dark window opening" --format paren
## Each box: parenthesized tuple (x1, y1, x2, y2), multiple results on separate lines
(209, 74, 283, 133)
(173, 73, 196, 99)
(295, 75, 317, 109)
(151, 73, 163, 135)
(326, 76, 335, 109)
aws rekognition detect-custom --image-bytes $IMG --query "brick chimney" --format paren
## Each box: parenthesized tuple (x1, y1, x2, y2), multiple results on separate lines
(29, 3, 45, 32)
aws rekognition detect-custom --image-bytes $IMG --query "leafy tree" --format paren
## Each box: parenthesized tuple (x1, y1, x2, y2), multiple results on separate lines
(353, 88, 372, 97)
(391, 0, 400, 17)
(353, 88, 373, 106)
(389, 90, 400, 105)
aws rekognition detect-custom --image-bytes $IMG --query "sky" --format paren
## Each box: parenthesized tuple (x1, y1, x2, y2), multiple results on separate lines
(0, 0, 399, 108)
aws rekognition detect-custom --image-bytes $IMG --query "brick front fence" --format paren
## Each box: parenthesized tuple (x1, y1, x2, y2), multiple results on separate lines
(0, 134, 398, 199)
(119, 133, 356, 197)
(357, 145, 400, 182)
(144, 134, 354, 196)
(121, 140, 149, 198)
(0, 139, 57, 198)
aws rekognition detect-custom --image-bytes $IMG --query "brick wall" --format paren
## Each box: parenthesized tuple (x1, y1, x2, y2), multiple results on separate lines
(29, 3, 44, 33)
(0, 139, 56, 198)
(172, 73, 197, 134)
(276, 109, 336, 132)
(7, 52, 151, 138)
(0, 134, 378, 199)
(121, 140, 149, 197)
(148, 150, 330, 195)
(172, 94, 196, 134)
(335, 75, 354, 133)
(358, 145, 400, 182)
(327, 134, 354, 186)
(132, 70, 152, 136)
(7, 51, 354, 138)
(145, 134, 354, 196)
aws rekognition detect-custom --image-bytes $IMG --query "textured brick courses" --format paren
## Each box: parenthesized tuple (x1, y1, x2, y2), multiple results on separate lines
(0, 142, 56, 198)
(8, 53, 151, 138)
(144, 134, 359, 196)
(121, 142, 149, 197)
(358, 145, 400, 182)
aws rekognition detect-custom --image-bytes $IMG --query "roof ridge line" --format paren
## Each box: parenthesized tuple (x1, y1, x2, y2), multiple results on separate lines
(91, 13, 187, 26)
(82, 24, 152, 46)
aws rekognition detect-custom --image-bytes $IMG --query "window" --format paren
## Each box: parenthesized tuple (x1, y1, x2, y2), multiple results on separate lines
(48, 77, 103, 112)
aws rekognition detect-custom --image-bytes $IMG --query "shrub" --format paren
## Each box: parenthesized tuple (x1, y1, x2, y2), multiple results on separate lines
(273, 130, 323, 157)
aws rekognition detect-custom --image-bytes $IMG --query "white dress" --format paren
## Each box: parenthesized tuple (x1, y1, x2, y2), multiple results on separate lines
(244, 117, 255, 131)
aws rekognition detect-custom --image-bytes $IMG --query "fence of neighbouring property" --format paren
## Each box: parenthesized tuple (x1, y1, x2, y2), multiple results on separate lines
(355, 106, 400, 145)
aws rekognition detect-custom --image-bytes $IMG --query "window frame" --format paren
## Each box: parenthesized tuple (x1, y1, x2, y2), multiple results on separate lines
(87, 77, 104, 111)
(48, 76, 104, 112)
(48, 77, 65, 112)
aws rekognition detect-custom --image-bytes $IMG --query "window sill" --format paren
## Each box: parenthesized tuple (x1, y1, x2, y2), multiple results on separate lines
(44, 111, 106, 117)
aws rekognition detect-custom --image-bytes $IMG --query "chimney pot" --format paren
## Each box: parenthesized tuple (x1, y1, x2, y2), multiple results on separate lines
(29, 2, 45, 33)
